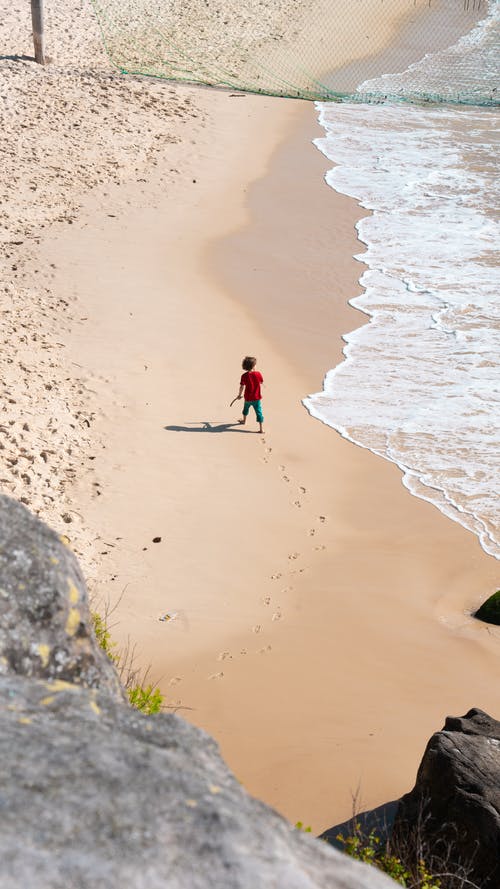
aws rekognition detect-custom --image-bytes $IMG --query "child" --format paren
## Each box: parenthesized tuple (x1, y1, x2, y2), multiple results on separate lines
(237, 356, 264, 433)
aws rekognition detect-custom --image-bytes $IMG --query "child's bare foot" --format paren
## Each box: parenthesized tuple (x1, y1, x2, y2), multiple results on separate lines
(238, 418, 246, 425)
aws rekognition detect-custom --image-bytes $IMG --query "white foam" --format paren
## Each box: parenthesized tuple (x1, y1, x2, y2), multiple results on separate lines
(356, 0, 499, 105)
(305, 102, 500, 558)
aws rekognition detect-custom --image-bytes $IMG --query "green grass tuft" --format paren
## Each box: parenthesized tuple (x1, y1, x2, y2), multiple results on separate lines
(127, 684, 163, 714)
(337, 825, 441, 888)
(92, 611, 119, 665)
(92, 611, 164, 715)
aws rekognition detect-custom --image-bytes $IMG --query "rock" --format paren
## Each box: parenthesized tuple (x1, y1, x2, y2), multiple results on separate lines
(321, 800, 400, 851)
(393, 708, 500, 888)
(0, 495, 395, 889)
(474, 589, 500, 625)
(0, 494, 122, 697)
(0, 674, 398, 889)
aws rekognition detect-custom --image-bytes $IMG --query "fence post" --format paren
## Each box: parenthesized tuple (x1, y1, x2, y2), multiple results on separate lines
(31, 0, 46, 64)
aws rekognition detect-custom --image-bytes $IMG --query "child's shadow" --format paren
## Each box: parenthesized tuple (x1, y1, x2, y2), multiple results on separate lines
(165, 422, 257, 434)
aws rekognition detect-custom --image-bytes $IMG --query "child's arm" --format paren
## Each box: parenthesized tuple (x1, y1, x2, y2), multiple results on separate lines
(237, 383, 244, 400)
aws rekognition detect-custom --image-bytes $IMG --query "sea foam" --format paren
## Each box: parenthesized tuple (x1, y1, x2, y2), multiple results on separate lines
(305, 25, 499, 558)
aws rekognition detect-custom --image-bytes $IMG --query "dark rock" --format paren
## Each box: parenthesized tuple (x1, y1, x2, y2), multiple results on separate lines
(0, 495, 123, 696)
(321, 800, 400, 851)
(0, 496, 395, 888)
(393, 707, 500, 888)
(474, 589, 500, 625)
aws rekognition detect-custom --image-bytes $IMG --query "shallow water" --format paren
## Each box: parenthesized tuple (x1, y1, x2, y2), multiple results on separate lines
(305, 5, 500, 558)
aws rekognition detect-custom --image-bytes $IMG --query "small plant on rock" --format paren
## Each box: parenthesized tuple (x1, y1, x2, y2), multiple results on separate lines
(127, 684, 163, 715)
(295, 821, 312, 833)
(337, 824, 414, 885)
(337, 814, 479, 889)
(92, 611, 119, 665)
(92, 608, 164, 715)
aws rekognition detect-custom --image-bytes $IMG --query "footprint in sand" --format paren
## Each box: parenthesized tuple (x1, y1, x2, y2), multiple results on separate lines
(308, 528, 316, 536)
(288, 552, 299, 561)
(272, 609, 282, 622)
(258, 645, 272, 655)
(318, 516, 327, 523)
(208, 672, 224, 680)
(240, 648, 248, 656)
(270, 572, 282, 581)
(262, 595, 271, 606)
(252, 625, 262, 634)
(169, 677, 182, 687)
(217, 651, 232, 662)
(293, 500, 301, 508)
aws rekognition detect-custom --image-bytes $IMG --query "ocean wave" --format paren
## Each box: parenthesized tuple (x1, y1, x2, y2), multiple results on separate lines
(305, 101, 499, 558)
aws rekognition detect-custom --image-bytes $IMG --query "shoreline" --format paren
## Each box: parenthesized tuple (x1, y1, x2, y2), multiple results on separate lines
(209, 103, 360, 391)
(39, 94, 500, 834)
(199, 102, 500, 830)
(3, 0, 498, 839)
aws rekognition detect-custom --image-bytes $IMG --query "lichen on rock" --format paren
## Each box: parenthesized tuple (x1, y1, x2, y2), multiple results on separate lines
(0, 494, 123, 696)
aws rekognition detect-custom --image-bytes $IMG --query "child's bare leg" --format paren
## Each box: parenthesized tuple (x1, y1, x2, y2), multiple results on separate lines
(259, 423, 264, 434)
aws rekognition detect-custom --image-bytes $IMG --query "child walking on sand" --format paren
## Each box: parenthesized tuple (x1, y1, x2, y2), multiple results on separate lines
(237, 356, 264, 433)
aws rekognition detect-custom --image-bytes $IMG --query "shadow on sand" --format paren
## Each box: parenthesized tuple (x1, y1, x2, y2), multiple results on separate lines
(165, 422, 259, 434)
(0, 54, 35, 62)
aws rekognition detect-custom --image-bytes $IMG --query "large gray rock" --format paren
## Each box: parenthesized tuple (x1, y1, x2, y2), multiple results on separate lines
(0, 496, 395, 889)
(393, 708, 500, 888)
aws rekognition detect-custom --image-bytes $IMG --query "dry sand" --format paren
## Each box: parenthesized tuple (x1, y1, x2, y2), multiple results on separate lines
(1, 0, 204, 564)
(1, 0, 498, 838)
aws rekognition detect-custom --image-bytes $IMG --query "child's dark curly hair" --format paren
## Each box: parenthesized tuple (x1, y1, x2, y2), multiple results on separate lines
(242, 356, 257, 371)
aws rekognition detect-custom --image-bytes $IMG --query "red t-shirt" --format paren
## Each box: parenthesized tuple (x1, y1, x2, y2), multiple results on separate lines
(240, 370, 263, 401)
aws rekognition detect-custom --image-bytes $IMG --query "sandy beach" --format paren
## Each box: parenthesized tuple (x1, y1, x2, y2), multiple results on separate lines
(2, 0, 498, 838)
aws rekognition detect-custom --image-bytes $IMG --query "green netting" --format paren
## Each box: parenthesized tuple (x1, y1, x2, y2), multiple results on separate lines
(89, 0, 499, 106)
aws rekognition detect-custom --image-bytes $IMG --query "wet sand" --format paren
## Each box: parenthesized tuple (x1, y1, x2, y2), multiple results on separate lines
(2, 0, 497, 837)
(40, 95, 499, 833)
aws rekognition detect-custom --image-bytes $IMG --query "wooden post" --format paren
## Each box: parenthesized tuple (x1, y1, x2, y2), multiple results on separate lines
(31, 0, 46, 65)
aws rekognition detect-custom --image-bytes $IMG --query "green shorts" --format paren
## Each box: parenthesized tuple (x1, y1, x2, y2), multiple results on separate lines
(243, 400, 264, 423)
